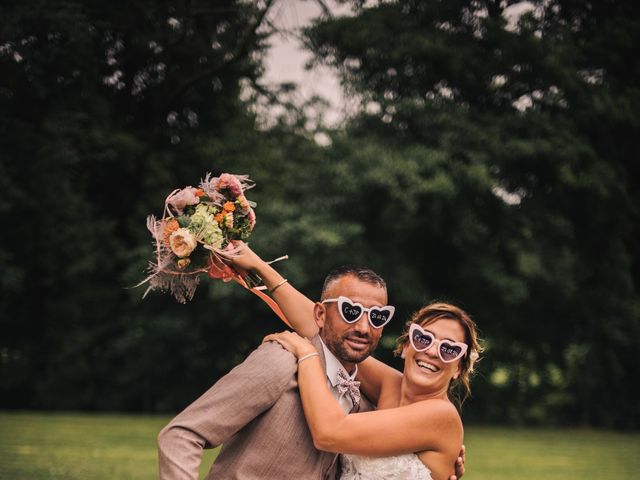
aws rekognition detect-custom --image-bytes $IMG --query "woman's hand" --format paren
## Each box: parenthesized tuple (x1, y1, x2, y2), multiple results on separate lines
(263, 331, 317, 359)
(223, 240, 265, 274)
(222, 243, 320, 339)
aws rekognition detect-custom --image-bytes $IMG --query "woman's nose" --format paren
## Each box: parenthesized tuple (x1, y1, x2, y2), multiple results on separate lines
(425, 342, 439, 359)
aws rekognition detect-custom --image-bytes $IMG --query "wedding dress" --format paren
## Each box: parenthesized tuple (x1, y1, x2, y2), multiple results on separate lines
(340, 453, 433, 480)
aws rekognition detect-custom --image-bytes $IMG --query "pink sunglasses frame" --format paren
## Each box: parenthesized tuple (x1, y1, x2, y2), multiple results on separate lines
(408, 323, 468, 363)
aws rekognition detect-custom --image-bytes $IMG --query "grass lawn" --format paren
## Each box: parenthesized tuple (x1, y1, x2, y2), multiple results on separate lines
(1, 411, 639, 479)
(0, 411, 218, 480)
(464, 426, 640, 479)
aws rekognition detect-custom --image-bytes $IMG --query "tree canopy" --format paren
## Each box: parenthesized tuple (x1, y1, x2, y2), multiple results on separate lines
(303, 0, 640, 426)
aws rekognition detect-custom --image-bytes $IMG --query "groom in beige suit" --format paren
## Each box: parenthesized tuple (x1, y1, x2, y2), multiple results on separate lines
(158, 264, 465, 479)
(158, 265, 384, 479)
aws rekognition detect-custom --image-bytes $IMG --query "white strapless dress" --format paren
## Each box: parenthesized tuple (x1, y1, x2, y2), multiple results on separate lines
(340, 453, 433, 480)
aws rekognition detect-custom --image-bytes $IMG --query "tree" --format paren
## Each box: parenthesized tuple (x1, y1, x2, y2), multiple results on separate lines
(303, 0, 640, 426)
(0, 0, 282, 411)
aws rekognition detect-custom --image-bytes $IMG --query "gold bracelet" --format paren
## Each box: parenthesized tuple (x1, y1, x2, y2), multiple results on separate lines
(269, 278, 288, 294)
(297, 352, 320, 364)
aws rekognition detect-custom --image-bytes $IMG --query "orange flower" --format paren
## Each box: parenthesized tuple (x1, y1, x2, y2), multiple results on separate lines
(176, 258, 191, 269)
(162, 218, 180, 246)
(214, 213, 224, 224)
(223, 201, 236, 212)
(195, 189, 205, 197)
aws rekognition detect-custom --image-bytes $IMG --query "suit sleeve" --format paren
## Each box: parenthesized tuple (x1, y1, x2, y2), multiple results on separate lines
(158, 341, 297, 480)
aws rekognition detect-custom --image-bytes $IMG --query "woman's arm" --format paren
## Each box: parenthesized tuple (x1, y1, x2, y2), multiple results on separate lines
(299, 358, 461, 457)
(225, 242, 319, 338)
(264, 332, 463, 468)
(357, 356, 402, 408)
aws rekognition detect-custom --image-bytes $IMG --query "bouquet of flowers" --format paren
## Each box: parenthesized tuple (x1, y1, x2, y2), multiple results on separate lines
(138, 172, 261, 303)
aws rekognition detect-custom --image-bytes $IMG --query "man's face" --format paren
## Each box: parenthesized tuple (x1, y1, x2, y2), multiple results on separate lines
(315, 275, 388, 371)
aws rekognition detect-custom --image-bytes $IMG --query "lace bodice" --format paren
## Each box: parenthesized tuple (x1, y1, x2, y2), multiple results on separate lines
(340, 453, 433, 480)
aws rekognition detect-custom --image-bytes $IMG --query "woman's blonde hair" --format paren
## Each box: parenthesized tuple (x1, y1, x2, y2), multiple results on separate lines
(394, 302, 483, 406)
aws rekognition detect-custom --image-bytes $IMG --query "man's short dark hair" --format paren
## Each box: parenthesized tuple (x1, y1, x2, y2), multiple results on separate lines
(321, 265, 387, 299)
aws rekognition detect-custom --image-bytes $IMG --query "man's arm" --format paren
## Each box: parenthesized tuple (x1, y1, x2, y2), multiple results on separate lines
(158, 341, 297, 480)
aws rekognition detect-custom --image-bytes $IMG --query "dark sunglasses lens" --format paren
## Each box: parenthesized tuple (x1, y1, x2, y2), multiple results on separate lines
(440, 342, 463, 361)
(412, 331, 433, 350)
(340, 301, 362, 323)
(369, 308, 392, 327)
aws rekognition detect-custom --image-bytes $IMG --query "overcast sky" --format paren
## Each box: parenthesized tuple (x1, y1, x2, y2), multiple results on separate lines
(263, 1, 352, 125)
(261, 1, 535, 126)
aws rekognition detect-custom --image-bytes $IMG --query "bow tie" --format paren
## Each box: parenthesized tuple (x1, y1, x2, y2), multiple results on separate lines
(336, 368, 361, 410)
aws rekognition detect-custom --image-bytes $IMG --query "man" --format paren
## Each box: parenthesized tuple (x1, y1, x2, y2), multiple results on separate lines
(158, 247, 464, 479)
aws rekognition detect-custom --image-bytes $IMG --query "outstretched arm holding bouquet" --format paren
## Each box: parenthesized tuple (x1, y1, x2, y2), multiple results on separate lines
(225, 241, 320, 338)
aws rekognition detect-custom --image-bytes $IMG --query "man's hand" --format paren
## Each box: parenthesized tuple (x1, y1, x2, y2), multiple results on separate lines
(263, 331, 316, 359)
(448, 444, 466, 480)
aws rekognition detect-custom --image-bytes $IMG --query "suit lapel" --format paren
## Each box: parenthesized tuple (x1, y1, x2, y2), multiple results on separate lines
(310, 334, 342, 479)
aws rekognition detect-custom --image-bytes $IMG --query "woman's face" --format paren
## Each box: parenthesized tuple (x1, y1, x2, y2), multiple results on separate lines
(402, 318, 467, 396)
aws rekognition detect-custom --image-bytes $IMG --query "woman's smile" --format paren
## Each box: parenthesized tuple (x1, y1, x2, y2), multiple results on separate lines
(415, 358, 440, 373)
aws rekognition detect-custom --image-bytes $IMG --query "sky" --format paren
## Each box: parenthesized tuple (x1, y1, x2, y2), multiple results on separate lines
(261, 1, 536, 127)
(263, 1, 352, 126)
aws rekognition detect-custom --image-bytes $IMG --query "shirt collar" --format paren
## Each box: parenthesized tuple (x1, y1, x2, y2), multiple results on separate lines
(319, 337, 358, 387)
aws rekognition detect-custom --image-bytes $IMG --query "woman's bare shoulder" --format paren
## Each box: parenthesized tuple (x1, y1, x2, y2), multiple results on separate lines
(413, 398, 463, 438)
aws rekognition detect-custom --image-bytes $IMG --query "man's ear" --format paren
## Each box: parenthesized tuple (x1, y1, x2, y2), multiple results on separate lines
(314, 302, 326, 330)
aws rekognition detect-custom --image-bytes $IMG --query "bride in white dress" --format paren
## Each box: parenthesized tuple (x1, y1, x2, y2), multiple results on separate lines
(228, 245, 481, 480)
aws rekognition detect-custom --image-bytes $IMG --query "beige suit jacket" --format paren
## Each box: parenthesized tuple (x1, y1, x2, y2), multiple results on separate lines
(158, 335, 340, 479)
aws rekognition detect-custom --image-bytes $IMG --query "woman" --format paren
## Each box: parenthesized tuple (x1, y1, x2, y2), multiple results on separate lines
(226, 244, 482, 480)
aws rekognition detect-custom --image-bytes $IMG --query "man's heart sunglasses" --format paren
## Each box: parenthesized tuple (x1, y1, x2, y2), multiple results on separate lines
(321, 296, 395, 328)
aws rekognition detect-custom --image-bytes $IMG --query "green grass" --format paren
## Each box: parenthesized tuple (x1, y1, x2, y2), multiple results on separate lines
(0, 412, 218, 480)
(464, 426, 640, 479)
(1, 411, 639, 479)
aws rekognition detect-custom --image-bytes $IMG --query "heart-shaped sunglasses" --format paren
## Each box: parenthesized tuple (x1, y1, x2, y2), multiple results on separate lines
(409, 323, 468, 363)
(321, 296, 395, 328)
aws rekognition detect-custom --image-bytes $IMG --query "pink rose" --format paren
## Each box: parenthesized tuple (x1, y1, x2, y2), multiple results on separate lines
(167, 187, 200, 213)
(216, 173, 243, 197)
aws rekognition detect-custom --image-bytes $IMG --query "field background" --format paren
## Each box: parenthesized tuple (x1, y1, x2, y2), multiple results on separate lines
(1, 412, 638, 480)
